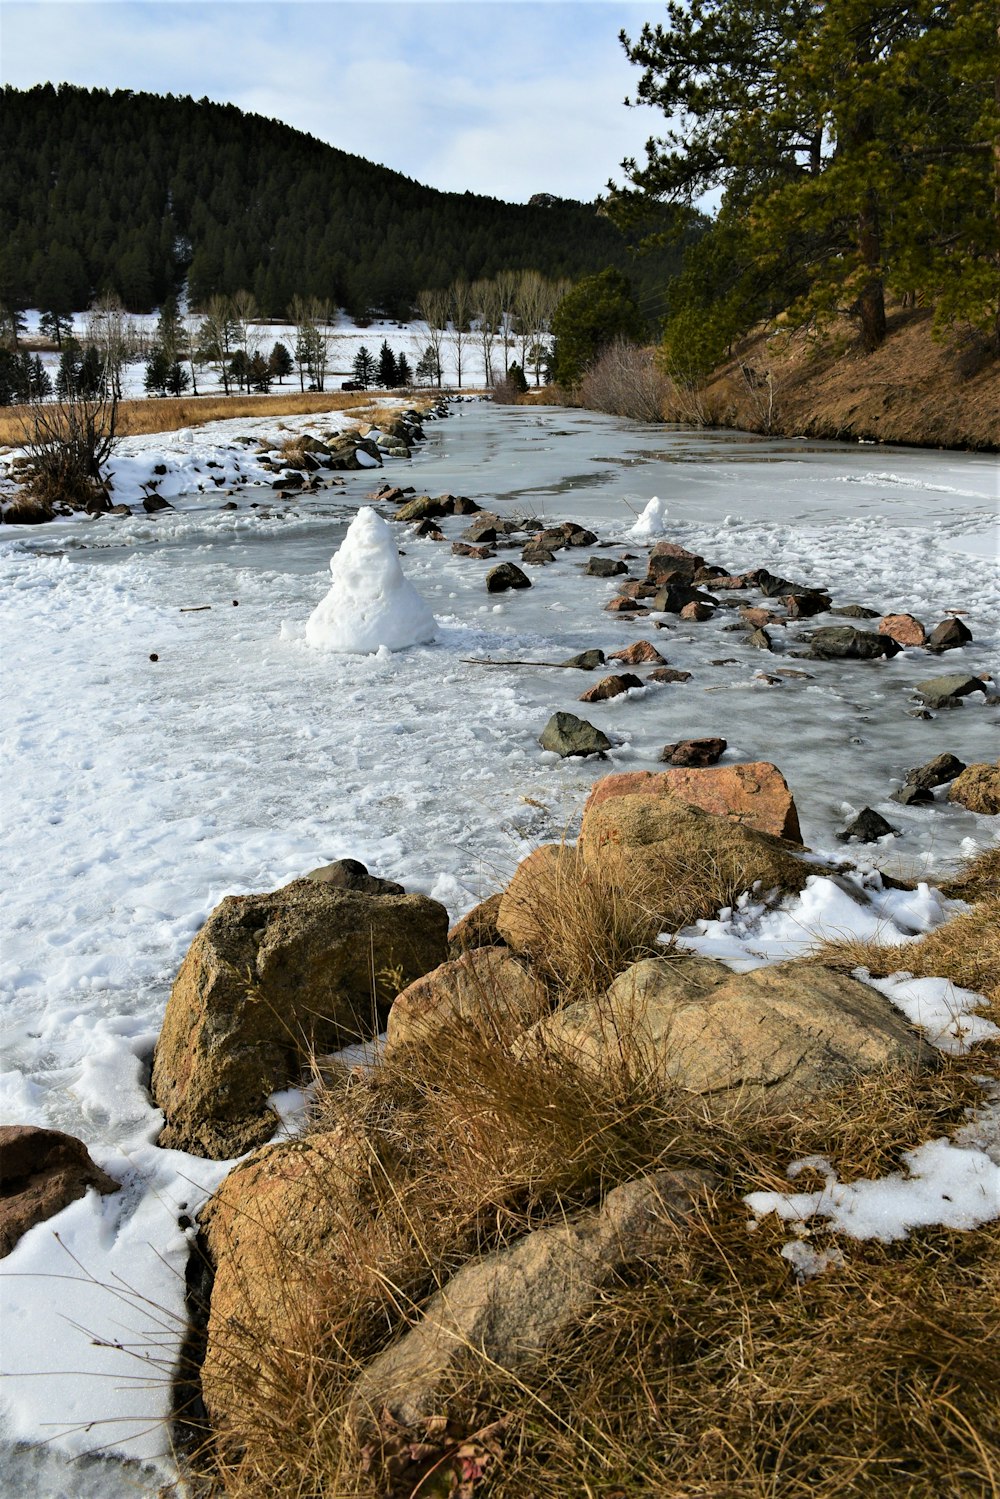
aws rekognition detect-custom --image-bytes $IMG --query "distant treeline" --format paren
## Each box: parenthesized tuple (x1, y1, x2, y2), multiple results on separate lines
(0, 84, 699, 321)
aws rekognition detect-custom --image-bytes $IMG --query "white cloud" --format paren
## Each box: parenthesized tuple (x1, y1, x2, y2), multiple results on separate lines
(2, 0, 662, 202)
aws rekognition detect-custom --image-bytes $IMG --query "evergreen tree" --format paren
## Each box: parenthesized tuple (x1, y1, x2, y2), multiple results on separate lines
(549, 269, 647, 386)
(39, 310, 74, 348)
(144, 347, 170, 397)
(377, 339, 399, 388)
(415, 344, 440, 385)
(29, 355, 52, 400)
(395, 351, 412, 386)
(77, 344, 105, 398)
(56, 339, 82, 398)
(247, 352, 272, 392)
(268, 340, 293, 384)
(614, 0, 999, 350)
(228, 349, 250, 392)
(351, 345, 376, 389)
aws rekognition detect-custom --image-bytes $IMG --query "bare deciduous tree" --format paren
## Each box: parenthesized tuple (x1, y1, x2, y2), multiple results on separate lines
(85, 294, 136, 400)
(448, 278, 474, 390)
(471, 277, 501, 387)
(415, 288, 450, 388)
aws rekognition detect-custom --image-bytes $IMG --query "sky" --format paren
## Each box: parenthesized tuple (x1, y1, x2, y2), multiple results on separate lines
(1, 0, 668, 204)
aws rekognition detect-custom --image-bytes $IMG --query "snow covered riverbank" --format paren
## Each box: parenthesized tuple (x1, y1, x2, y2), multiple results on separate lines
(0, 402, 997, 1496)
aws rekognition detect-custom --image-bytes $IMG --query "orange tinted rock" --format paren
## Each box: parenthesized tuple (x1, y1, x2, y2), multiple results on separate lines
(608, 640, 667, 665)
(680, 600, 714, 621)
(583, 762, 803, 843)
(879, 612, 927, 647)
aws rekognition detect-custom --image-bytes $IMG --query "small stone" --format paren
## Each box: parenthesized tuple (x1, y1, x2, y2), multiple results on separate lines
(654, 584, 718, 614)
(561, 649, 606, 671)
(608, 641, 667, 666)
(905, 752, 967, 790)
(486, 562, 531, 594)
(773, 668, 814, 680)
(305, 859, 405, 896)
(562, 523, 598, 546)
(747, 627, 772, 650)
(0, 1126, 119, 1257)
(521, 546, 557, 565)
(740, 606, 779, 629)
(659, 737, 727, 767)
(605, 596, 647, 613)
(648, 667, 693, 684)
(538, 712, 612, 758)
(142, 495, 174, 513)
(805, 626, 900, 661)
(838, 808, 898, 842)
(451, 542, 495, 559)
(579, 673, 643, 703)
(891, 784, 934, 806)
(829, 603, 880, 619)
(915, 673, 987, 705)
(784, 593, 830, 619)
(585, 557, 628, 578)
(927, 617, 973, 652)
(879, 613, 927, 647)
(680, 601, 714, 621)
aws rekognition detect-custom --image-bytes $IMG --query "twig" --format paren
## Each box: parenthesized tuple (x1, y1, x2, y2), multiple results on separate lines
(461, 657, 588, 669)
(179, 605, 212, 612)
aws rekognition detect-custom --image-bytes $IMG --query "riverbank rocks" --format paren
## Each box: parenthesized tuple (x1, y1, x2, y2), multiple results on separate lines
(348, 1168, 713, 1443)
(447, 894, 505, 955)
(520, 957, 928, 1113)
(582, 763, 803, 843)
(803, 626, 900, 660)
(151, 881, 449, 1158)
(305, 858, 404, 895)
(579, 673, 642, 703)
(561, 649, 606, 671)
(915, 673, 987, 709)
(385, 948, 548, 1055)
(659, 737, 727, 767)
(838, 808, 898, 842)
(905, 753, 966, 791)
(649, 666, 692, 684)
(586, 557, 627, 578)
(879, 612, 926, 647)
(948, 762, 1000, 814)
(538, 712, 611, 758)
(608, 640, 666, 666)
(486, 561, 531, 593)
(0, 1125, 119, 1257)
(928, 617, 973, 651)
(200, 1127, 376, 1430)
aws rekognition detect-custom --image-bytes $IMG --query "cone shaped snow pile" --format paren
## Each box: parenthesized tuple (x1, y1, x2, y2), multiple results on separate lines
(629, 496, 669, 539)
(305, 507, 436, 652)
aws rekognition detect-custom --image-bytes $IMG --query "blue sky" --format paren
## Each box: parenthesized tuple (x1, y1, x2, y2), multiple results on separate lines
(2, 1, 665, 203)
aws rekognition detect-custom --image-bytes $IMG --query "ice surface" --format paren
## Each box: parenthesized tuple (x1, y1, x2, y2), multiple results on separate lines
(1, 399, 997, 1493)
(304, 506, 436, 652)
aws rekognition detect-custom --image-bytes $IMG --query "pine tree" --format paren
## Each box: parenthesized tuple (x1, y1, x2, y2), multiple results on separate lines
(377, 339, 399, 388)
(39, 310, 74, 348)
(351, 345, 376, 389)
(549, 269, 646, 386)
(415, 344, 440, 386)
(144, 347, 170, 397)
(268, 341, 293, 384)
(395, 351, 412, 386)
(247, 352, 272, 392)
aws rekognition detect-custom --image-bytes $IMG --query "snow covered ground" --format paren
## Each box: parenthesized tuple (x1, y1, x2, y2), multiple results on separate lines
(0, 400, 997, 1496)
(21, 308, 511, 397)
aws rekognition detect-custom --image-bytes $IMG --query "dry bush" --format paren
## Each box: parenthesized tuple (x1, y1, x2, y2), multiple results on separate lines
(939, 845, 1000, 905)
(15, 391, 118, 512)
(578, 338, 669, 422)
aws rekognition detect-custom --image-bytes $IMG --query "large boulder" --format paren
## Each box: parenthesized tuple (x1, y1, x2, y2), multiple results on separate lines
(804, 626, 900, 660)
(582, 763, 802, 843)
(151, 880, 449, 1158)
(385, 947, 548, 1054)
(496, 844, 575, 959)
(200, 1128, 375, 1431)
(0, 1125, 119, 1257)
(948, 762, 1000, 815)
(348, 1168, 713, 1441)
(522, 957, 928, 1112)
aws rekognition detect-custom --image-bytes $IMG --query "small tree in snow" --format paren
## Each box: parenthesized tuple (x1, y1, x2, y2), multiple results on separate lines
(378, 340, 399, 388)
(352, 345, 376, 389)
(269, 341, 294, 384)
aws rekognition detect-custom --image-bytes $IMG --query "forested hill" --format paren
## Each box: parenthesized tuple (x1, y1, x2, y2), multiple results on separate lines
(1, 84, 692, 320)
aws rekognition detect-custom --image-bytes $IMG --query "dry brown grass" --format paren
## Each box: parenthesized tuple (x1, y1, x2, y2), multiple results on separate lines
(192, 841, 1000, 1499)
(0, 390, 388, 445)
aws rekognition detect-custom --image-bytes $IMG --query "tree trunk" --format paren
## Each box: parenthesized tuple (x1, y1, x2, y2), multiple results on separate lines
(856, 186, 886, 352)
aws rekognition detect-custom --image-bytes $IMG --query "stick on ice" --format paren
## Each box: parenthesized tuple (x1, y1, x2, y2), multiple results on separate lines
(305, 506, 436, 653)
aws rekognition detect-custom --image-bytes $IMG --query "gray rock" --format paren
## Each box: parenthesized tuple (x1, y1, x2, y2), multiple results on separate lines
(905, 753, 967, 791)
(747, 627, 773, 651)
(585, 557, 628, 578)
(305, 858, 405, 896)
(838, 808, 898, 842)
(538, 712, 611, 758)
(348, 1168, 713, 1439)
(915, 673, 986, 705)
(561, 649, 606, 671)
(805, 626, 900, 660)
(927, 617, 973, 652)
(829, 604, 881, 619)
(892, 783, 935, 806)
(486, 562, 532, 593)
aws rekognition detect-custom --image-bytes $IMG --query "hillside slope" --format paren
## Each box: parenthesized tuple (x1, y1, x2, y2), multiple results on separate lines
(699, 310, 1000, 452)
(0, 84, 691, 319)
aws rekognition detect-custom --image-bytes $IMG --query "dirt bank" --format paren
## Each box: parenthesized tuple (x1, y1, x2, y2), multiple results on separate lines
(693, 308, 999, 452)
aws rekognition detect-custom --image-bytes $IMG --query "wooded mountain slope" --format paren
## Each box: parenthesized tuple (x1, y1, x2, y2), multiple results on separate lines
(1, 84, 692, 319)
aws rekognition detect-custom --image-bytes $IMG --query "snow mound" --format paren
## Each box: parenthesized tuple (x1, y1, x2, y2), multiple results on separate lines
(629, 495, 668, 539)
(305, 507, 436, 653)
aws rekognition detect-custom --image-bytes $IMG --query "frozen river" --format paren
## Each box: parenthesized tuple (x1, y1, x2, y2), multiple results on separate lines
(1, 402, 997, 1495)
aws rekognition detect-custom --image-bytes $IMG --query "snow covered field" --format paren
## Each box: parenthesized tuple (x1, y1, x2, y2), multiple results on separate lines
(1, 400, 998, 1496)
